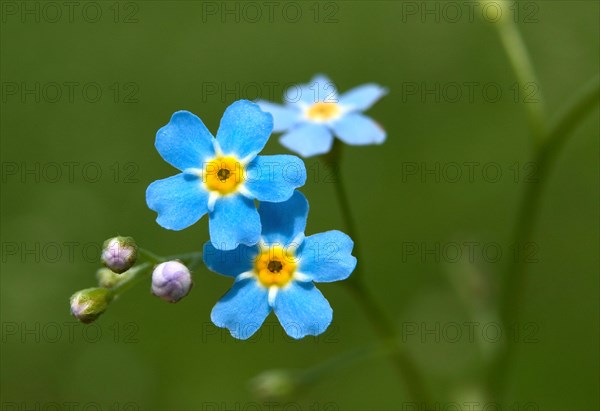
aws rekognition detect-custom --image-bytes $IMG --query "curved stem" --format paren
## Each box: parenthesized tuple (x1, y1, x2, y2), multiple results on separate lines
(492, 8, 547, 143)
(488, 77, 599, 398)
(542, 75, 600, 159)
(138, 247, 165, 264)
(345, 278, 429, 403)
(485, 7, 599, 398)
(324, 141, 429, 403)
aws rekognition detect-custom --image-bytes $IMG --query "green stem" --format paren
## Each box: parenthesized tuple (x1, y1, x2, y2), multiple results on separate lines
(491, 6, 547, 144)
(109, 262, 153, 297)
(169, 252, 204, 265)
(486, 9, 580, 398)
(488, 76, 599, 399)
(138, 247, 165, 264)
(109, 251, 203, 298)
(324, 142, 361, 260)
(324, 141, 429, 403)
(542, 75, 600, 159)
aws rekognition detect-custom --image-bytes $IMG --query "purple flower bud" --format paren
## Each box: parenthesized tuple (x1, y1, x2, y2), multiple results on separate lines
(101, 236, 138, 274)
(70, 288, 112, 324)
(151, 261, 193, 303)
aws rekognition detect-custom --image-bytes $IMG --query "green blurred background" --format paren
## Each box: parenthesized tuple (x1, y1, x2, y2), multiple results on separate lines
(1, 1, 598, 410)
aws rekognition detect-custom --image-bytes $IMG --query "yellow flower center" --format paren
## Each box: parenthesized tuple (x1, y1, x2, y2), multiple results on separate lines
(255, 245, 297, 287)
(306, 102, 341, 121)
(204, 156, 245, 195)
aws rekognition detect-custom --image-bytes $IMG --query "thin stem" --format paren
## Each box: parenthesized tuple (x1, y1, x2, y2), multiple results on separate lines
(138, 247, 165, 264)
(109, 262, 153, 297)
(109, 251, 204, 298)
(492, 8, 547, 143)
(484, 9, 597, 399)
(324, 141, 429, 403)
(542, 74, 600, 159)
(503, 75, 600, 323)
(324, 142, 361, 260)
(169, 252, 204, 265)
(345, 279, 429, 403)
(488, 76, 599, 398)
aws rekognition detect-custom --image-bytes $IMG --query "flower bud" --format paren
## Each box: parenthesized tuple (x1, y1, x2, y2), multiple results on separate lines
(151, 261, 193, 303)
(101, 236, 138, 274)
(70, 288, 112, 324)
(96, 267, 122, 289)
(248, 370, 301, 401)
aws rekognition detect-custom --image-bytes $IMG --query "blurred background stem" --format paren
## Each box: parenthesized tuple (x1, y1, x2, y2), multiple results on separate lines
(491, 1, 547, 144)
(486, 12, 600, 400)
(299, 345, 376, 386)
(324, 141, 430, 403)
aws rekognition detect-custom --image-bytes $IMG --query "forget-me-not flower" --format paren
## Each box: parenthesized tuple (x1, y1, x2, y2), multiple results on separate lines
(146, 100, 307, 250)
(203, 191, 357, 339)
(257, 74, 387, 157)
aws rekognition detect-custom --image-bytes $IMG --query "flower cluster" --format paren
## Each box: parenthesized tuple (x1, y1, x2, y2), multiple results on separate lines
(146, 100, 306, 250)
(204, 191, 356, 339)
(70, 75, 386, 341)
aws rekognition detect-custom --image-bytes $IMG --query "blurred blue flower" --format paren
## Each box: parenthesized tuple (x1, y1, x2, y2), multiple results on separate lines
(146, 100, 307, 250)
(203, 191, 357, 340)
(257, 74, 387, 157)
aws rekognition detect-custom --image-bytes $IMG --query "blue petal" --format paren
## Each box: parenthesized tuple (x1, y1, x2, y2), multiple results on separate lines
(146, 173, 209, 230)
(298, 231, 357, 282)
(273, 281, 333, 339)
(216, 100, 273, 159)
(256, 100, 302, 132)
(332, 113, 386, 145)
(203, 241, 259, 278)
(155, 111, 215, 171)
(258, 190, 309, 246)
(280, 123, 334, 158)
(286, 74, 338, 106)
(339, 84, 388, 112)
(211, 278, 270, 340)
(209, 194, 261, 250)
(245, 155, 307, 203)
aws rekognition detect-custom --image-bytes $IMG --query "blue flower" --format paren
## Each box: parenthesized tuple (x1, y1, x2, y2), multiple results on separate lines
(146, 100, 307, 250)
(203, 191, 357, 340)
(257, 74, 387, 157)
